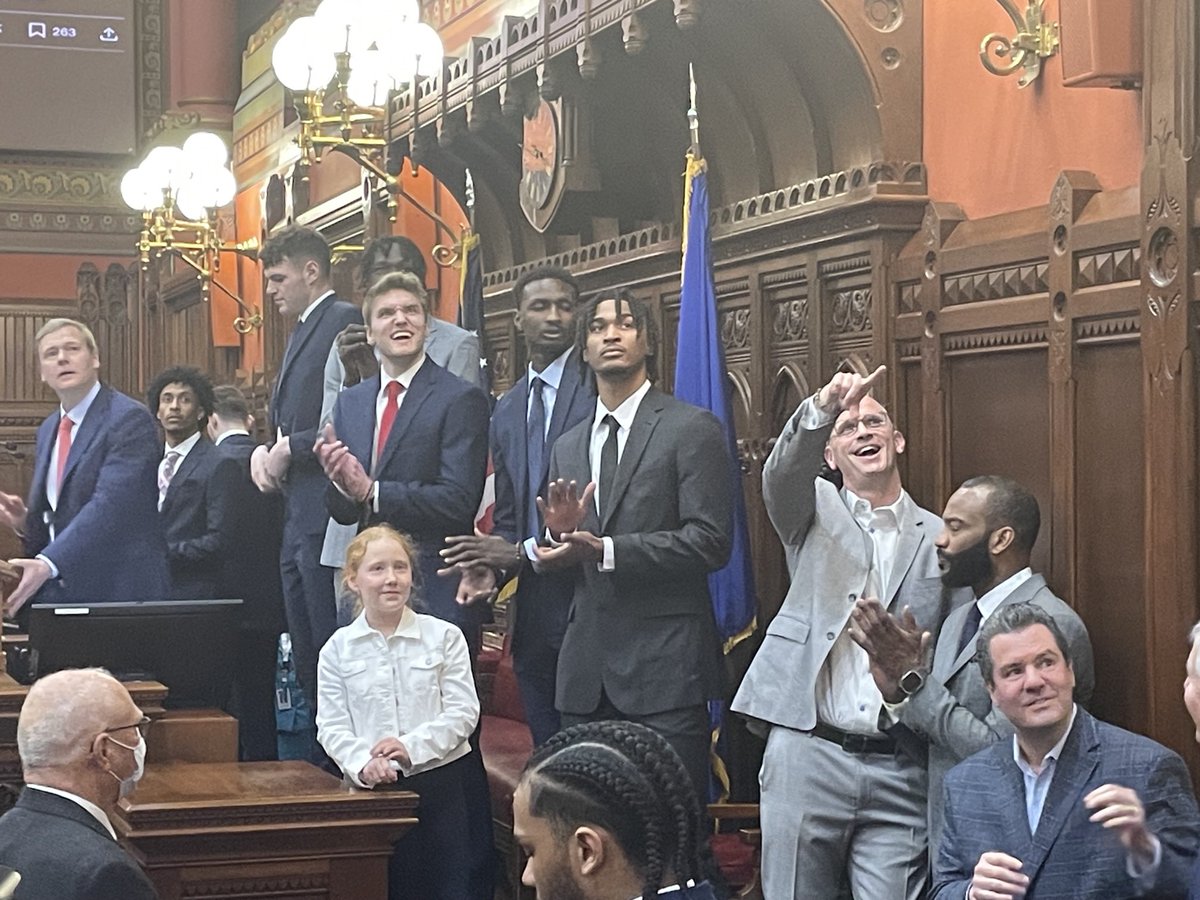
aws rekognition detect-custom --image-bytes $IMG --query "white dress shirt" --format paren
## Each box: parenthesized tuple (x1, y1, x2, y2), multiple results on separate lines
(213, 428, 249, 446)
(46, 379, 101, 511)
(299, 288, 335, 323)
(584, 378, 652, 571)
(372, 353, 425, 471)
(316, 606, 479, 787)
(976, 566, 1034, 623)
(26, 783, 116, 839)
(158, 430, 202, 505)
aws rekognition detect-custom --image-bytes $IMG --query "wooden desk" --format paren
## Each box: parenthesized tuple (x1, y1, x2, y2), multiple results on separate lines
(116, 762, 418, 900)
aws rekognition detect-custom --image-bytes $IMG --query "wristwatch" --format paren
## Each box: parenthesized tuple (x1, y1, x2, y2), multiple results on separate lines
(898, 669, 926, 697)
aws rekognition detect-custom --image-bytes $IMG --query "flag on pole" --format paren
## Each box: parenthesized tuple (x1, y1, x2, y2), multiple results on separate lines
(457, 229, 496, 531)
(675, 151, 757, 801)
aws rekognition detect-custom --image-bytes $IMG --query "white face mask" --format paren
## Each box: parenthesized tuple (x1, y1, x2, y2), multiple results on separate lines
(106, 734, 145, 799)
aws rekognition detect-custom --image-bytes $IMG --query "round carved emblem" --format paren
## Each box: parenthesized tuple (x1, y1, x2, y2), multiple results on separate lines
(864, 0, 903, 32)
(1147, 227, 1178, 288)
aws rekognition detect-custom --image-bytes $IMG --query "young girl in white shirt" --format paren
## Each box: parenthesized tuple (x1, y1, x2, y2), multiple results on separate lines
(316, 524, 490, 900)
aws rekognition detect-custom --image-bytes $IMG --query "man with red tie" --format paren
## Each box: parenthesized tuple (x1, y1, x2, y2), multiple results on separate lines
(0, 318, 167, 617)
(316, 270, 491, 657)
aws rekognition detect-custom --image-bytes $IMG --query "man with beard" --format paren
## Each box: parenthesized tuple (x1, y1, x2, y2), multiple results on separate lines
(849, 475, 1094, 853)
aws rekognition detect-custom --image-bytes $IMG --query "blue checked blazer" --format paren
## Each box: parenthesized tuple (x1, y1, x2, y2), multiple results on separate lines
(933, 708, 1200, 899)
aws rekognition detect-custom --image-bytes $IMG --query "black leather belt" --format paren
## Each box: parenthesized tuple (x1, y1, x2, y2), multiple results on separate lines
(809, 722, 897, 755)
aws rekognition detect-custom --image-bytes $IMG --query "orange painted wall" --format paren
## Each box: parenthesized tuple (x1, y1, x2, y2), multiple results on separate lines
(0, 253, 132, 300)
(234, 185, 265, 372)
(924, 0, 1142, 218)
(392, 165, 471, 323)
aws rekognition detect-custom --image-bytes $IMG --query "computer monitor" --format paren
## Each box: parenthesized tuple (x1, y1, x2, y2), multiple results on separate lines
(27, 598, 243, 709)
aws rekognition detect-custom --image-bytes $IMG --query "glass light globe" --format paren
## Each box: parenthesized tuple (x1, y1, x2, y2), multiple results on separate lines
(347, 48, 395, 107)
(182, 131, 228, 167)
(174, 181, 208, 221)
(409, 23, 444, 79)
(141, 145, 191, 192)
(316, 0, 379, 53)
(120, 167, 160, 211)
(272, 16, 337, 91)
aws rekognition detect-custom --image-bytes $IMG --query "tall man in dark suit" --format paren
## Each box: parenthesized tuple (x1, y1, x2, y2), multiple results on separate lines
(0, 318, 167, 616)
(934, 604, 1200, 900)
(316, 270, 491, 654)
(534, 288, 733, 796)
(250, 226, 361, 702)
(0, 667, 157, 899)
(439, 265, 593, 745)
(148, 366, 240, 601)
(849, 475, 1095, 852)
(731, 364, 961, 900)
(209, 384, 285, 761)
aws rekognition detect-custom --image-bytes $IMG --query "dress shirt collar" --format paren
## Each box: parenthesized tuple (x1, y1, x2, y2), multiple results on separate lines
(60, 379, 102, 424)
(164, 430, 202, 461)
(379, 353, 426, 396)
(25, 784, 117, 839)
(976, 567, 1034, 622)
(592, 378, 652, 437)
(298, 288, 335, 323)
(629, 881, 696, 899)
(843, 485, 912, 533)
(345, 606, 421, 641)
(528, 346, 571, 390)
(213, 428, 249, 446)
(1013, 703, 1077, 776)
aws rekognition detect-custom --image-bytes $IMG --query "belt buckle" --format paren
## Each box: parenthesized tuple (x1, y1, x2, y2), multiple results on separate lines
(842, 732, 869, 753)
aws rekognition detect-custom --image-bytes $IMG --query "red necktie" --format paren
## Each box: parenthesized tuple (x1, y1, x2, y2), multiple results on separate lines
(375, 380, 404, 461)
(55, 414, 74, 489)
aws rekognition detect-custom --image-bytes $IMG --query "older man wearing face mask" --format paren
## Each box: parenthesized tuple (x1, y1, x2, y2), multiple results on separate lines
(0, 668, 157, 900)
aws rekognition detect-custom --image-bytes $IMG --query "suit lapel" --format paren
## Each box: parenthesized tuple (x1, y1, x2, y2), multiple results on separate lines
(942, 574, 1048, 679)
(277, 294, 335, 390)
(162, 442, 206, 513)
(934, 602, 972, 680)
(511, 373, 532, 520)
(882, 511, 926, 610)
(1023, 711, 1098, 880)
(599, 389, 664, 533)
(994, 748, 1036, 862)
(29, 414, 55, 510)
(60, 386, 111, 489)
(560, 419, 599, 533)
(342, 376, 380, 470)
(376, 359, 436, 471)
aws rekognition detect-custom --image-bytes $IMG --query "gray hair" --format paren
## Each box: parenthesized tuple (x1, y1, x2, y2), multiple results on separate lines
(17, 668, 124, 770)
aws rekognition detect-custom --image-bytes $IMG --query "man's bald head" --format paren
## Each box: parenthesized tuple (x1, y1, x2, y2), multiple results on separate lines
(18, 669, 138, 774)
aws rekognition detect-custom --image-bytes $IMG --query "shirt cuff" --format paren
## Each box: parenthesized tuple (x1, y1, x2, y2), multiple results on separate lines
(598, 536, 614, 571)
(798, 394, 837, 430)
(1126, 834, 1161, 879)
(371, 481, 379, 513)
(880, 697, 907, 728)
(522, 537, 543, 574)
(35, 554, 58, 580)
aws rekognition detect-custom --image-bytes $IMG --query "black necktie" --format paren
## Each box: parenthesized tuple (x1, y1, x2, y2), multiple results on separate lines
(957, 602, 983, 659)
(599, 414, 619, 521)
(526, 376, 546, 537)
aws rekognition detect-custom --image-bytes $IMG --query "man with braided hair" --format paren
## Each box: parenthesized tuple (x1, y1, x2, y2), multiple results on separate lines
(513, 720, 719, 900)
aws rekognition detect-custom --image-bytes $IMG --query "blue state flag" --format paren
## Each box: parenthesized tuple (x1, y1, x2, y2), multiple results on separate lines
(674, 153, 757, 800)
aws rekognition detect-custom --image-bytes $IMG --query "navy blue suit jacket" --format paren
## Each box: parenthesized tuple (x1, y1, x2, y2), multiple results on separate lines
(0, 787, 158, 900)
(327, 359, 490, 631)
(490, 349, 594, 654)
(271, 293, 362, 536)
(160, 438, 241, 600)
(24, 384, 168, 603)
(216, 433, 285, 632)
(934, 708, 1200, 899)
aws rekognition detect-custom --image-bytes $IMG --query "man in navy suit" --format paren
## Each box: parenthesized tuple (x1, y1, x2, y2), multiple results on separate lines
(439, 265, 593, 745)
(0, 667, 157, 899)
(934, 603, 1200, 900)
(209, 385, 285, 761)
(316, 270, 490, 655)
(250, 225, 361, 703)
(148, 366, 240, 601)
(0, 317, 167, 616)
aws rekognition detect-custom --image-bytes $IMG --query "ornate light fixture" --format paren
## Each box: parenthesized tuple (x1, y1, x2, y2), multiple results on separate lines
(979, 0, 1060, 88)
(271, 0, 444, 215)
(121, 132, 263, 333)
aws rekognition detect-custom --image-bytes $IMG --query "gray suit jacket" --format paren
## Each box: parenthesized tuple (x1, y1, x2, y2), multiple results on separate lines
(933, 708, 1200, 899)
(731, 397, 963, 737)
(899, 573, 1095, 851)
(548, 387, 733, 716)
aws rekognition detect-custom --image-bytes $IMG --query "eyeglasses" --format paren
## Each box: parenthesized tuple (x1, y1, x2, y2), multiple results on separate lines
(832, 413, 889, 439)
(96, 715, 151, 745)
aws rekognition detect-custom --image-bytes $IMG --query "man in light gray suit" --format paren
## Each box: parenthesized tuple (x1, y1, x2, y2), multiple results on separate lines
(849, 475, 1095, 854)
(534, 287, 733, 798)
(731, 365, 960, 900)
(317, 236, 482, 619)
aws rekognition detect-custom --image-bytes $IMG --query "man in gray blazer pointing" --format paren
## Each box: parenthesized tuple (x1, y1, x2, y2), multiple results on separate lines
(849, 475, 1095, 856)
(732, 365, 960, 900)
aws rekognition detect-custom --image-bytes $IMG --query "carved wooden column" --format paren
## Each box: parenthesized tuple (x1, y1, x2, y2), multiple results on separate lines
(1139, 0, 1198, 762)
(166, 0, 239, 131)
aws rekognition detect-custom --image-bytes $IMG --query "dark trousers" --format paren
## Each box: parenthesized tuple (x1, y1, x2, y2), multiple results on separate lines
(560, 692, 711, 803)
(228, 627, 279, 761)
(279, 524, 337, 700)
(512, 638, 561, 746)
(384, 751, 494, 900)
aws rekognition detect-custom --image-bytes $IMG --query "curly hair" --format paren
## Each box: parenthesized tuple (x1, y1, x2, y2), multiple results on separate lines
(573, 287, 659, 383)
(146, 366, 216, 425)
